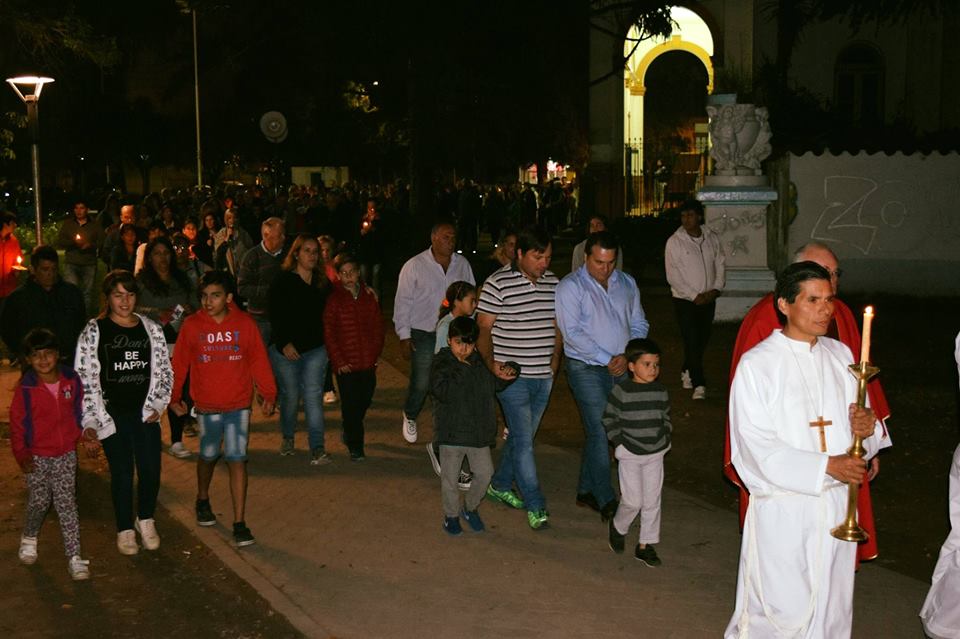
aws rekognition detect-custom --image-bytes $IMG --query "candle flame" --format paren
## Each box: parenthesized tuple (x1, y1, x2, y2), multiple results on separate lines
(864, 305, 874, 315)
(16, 255, 22, 264)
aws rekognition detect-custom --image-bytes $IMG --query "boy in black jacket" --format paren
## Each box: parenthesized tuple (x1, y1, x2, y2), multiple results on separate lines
(430, 316, 516, 535)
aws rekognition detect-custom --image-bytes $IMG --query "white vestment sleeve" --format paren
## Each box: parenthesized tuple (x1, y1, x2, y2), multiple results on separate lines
(730, 361, 829, 497)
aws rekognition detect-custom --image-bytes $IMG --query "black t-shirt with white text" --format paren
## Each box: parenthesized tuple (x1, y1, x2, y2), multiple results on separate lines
(97, 317, 151, 415)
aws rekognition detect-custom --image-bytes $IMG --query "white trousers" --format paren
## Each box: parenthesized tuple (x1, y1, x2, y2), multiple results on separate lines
(613, 445, 667, 545)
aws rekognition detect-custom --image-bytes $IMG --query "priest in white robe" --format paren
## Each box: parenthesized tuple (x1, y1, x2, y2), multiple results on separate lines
(918, 331, 960, 639)
(725, 262, 890, 639)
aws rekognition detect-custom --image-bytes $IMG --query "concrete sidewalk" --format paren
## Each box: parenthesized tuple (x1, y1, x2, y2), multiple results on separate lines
(158, 359, 929, 639)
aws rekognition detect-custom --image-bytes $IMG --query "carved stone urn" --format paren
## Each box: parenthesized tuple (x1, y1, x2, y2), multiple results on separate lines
(706, 98, 772, 182)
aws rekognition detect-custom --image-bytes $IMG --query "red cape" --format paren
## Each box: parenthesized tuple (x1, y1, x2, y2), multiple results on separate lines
(723, 293, 891, 562)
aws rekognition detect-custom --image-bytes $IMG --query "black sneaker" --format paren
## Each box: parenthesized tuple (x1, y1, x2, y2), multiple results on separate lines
(576, 492, 601, 512)
(634, 544, 661, 567)
(600, 499, 619, 523)
(608, 520, 625, 554)
(233, 522, 256, 547)
(350, 450, 366, 462)
(196, 499, 216, 527)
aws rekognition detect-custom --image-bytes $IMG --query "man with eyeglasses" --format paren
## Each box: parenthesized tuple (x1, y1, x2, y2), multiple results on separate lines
(722, 241, 891, 565)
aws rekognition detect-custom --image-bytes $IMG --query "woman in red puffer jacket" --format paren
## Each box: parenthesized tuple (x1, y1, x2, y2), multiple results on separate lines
(323, 253, 383, 461)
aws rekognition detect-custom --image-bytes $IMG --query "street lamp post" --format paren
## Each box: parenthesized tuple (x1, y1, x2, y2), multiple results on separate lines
(6, 75, 54, 245)
(190, 8, 202, 187)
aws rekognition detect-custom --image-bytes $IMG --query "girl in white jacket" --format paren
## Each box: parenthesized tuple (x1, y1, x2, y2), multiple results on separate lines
(75, 270, 172, 556)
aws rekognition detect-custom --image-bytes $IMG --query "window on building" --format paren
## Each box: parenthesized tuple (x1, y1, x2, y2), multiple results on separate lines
(835, 43, 884, 127)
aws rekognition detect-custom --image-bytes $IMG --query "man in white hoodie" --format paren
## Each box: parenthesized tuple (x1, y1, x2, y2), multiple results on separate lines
(664, 200, 725, 399)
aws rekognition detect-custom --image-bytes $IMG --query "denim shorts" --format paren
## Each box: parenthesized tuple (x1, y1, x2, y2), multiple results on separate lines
(198, 409, 251, 462)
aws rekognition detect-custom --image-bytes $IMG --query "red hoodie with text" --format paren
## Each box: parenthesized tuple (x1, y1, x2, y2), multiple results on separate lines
(170, 302, 276, 412)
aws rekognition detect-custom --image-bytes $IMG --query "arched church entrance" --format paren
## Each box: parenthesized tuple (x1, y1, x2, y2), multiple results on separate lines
(623, 6, 714, 215)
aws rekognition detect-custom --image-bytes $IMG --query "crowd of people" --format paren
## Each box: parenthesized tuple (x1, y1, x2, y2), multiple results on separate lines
(10, 185, 957, 639)
(5, 185, 395, 577)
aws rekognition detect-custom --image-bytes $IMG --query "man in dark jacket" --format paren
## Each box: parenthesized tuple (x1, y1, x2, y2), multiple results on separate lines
(237, 216, 285, 345)
(1, 245, 87, 363)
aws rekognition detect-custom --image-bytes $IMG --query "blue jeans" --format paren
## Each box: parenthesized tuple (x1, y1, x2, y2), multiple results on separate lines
(62, 262, 98, 311)
(402, 329, 435, 420)
(198, 409, 251, 462)
(491, 376, 553, 512)
(269, 344, 328, 450)
(565, 358, 624, 507)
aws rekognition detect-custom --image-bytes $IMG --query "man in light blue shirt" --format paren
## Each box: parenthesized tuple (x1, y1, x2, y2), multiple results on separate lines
(556, 231, 649, 520)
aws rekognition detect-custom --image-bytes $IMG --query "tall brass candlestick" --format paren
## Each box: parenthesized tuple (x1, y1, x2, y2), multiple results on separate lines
(831, 306, 878, 542)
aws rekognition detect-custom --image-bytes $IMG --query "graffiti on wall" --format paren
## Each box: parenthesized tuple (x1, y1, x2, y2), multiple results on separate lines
(806, 174, 960, 258)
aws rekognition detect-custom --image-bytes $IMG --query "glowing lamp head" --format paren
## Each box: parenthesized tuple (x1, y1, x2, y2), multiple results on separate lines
(6, 76, 54, 102)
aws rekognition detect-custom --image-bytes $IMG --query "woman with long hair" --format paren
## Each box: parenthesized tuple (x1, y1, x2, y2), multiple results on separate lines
(194, 211, 221, 269)
(136, 237, 197, 458)
(268, 234, 331, 464)
(74, 270, 172, 555)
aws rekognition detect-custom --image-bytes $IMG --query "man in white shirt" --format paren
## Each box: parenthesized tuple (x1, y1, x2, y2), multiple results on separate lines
(393, 222, 475, 443)
(664, 199, 724, 400)
(725, 261, 887, 638)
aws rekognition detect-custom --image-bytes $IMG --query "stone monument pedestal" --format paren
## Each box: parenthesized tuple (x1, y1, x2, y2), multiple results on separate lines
(697, 180, 778, 321)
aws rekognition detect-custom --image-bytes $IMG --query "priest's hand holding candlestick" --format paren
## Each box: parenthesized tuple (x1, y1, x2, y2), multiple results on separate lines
(827, 454, 867, 484)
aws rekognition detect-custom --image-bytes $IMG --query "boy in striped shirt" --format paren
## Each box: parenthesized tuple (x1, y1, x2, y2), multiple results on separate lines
(601, 338, 672, 566)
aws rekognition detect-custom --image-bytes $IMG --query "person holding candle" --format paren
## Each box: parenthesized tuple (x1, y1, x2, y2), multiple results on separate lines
(56, 199, 105, 313)
(0, 212, 22, 317)
(722, 241, 892, 563)
(725, 261, 888, 638)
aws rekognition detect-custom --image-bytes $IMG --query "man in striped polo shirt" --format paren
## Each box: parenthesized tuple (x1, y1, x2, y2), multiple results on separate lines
(557, 230, 649, 522)
(477, 226, 561, 531)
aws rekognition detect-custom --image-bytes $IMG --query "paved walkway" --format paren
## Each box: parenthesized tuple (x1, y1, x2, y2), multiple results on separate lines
(157, 358, 930, 638)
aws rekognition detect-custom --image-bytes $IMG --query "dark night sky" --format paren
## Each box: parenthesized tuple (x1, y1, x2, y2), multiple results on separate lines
(1, 1, 591, 187)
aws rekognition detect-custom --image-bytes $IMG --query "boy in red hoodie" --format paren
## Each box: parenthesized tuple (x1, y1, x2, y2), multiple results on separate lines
(170, 271, 276, 547)
(10, 328, 99, 579)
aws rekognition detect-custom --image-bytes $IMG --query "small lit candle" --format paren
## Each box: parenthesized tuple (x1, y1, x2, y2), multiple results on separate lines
(13, 254, 26, 271)
(75, 233, 82, 241)
(860, 306, 874, 363)
(16, 255, 21, 266)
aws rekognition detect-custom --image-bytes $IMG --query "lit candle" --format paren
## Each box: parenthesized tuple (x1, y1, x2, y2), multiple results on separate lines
(15, 255, 21, 266)
(860, 306, 874, 363)
(75, 233, 82, 241)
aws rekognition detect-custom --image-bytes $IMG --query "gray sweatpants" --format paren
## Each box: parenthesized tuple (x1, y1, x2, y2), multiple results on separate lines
(440, 445, 493, 518)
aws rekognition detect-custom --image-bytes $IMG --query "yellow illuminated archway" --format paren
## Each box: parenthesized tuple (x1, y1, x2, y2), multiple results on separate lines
(623, 6, 715, 214)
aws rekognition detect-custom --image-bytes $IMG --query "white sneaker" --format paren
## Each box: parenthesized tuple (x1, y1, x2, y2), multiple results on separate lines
(68, 555, 90, 581)
(169, 442, 191, 459)
(323, 391, 337, 404)
(681, 370, 693, 389)
(18, 536, 38, 565)
(402, 413, 418, 443)
(692, 386, 706, 400)
(117, 529, 139, 555)
(135, 517, 160, 550)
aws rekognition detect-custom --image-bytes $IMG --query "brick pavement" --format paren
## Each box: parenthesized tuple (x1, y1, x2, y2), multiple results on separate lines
(156, 355, 930, 639)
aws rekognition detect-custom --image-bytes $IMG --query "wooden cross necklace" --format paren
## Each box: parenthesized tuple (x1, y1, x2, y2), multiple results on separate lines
(791, 341, 832, 452)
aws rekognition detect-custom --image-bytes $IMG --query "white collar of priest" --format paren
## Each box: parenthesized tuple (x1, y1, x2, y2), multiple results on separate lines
(774, 329, 821, 353)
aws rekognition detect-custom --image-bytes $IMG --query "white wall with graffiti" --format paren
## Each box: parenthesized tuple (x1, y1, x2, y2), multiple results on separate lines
(788, 152, 960, 296)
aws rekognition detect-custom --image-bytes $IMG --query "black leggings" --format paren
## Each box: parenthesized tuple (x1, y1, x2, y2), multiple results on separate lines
(337, 369, 376, 455)
(101, 412, 162, 532)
